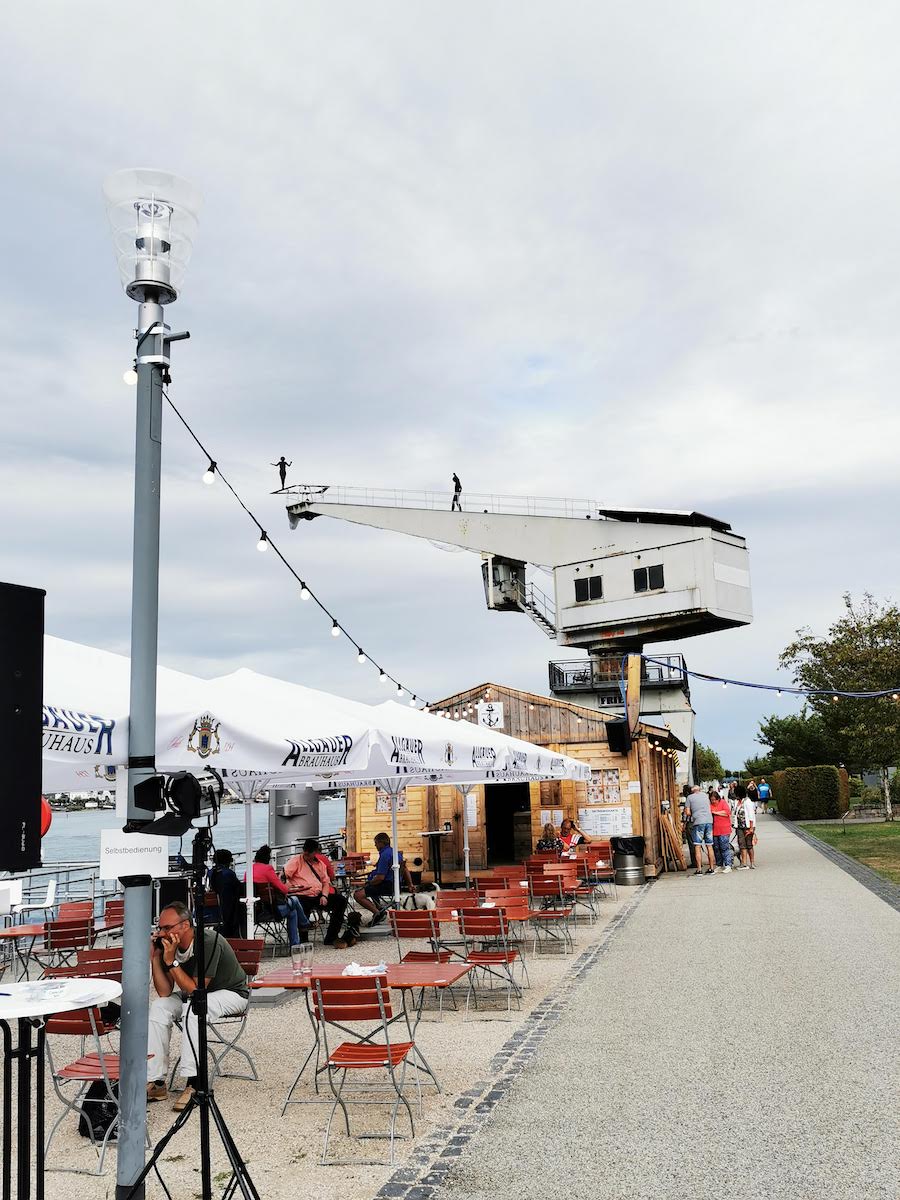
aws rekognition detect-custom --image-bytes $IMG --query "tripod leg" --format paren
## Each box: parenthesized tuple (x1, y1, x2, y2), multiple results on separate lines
(118, 1100, 196, 1200)
(207, 1095, 260, 1200)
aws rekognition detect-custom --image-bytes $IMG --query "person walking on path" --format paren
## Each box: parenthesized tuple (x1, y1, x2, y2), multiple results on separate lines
(684, 784, 716, 876)
(746, 777, 759, 809)
(271, 456, 291, 488)
(709, 790, 734, 873)
(733, 785, 757, 869)
(757, 777, 771, 814)
(451, 472, 462, 511)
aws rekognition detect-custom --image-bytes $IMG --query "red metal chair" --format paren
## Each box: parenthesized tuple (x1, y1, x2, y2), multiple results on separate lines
(42, 946, 124, 983)
(312, 974, 417, 1165)
(44, 1006, 122, 1176)
(528, 876, 574, 953)
(388, 909, 457, 1015)
(459, 908, 525, 1015)
(35, 917, 96, 973)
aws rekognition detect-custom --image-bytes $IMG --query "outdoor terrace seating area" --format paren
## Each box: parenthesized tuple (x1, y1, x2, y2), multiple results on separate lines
(9, 842, 628, 1196)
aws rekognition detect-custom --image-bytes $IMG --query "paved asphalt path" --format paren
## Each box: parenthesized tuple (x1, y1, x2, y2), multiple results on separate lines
(435, 816, 900, 1200)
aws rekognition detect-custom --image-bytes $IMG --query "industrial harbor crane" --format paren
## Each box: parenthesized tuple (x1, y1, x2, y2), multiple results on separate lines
(283, 484, 753, 776)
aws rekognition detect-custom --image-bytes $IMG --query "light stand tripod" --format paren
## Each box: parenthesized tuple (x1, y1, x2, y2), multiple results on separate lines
(123, 826, 259, 1200)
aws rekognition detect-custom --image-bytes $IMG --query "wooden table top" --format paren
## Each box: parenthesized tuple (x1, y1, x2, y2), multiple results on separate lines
(251, 962, 472, 990)
(0, 924, 45, 940)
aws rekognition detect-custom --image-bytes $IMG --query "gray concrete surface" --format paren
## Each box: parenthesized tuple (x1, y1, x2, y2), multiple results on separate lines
(432, 815, 900, 1200)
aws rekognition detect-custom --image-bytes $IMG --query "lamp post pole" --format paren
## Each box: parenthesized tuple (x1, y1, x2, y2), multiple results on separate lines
(103, 170, 201, 1200)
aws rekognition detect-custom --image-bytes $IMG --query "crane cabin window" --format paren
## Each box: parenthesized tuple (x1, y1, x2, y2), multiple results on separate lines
(574, 575, 603, 602)
(633, 564, 665, 593)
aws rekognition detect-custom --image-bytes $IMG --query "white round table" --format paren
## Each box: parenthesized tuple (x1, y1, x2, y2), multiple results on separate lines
(0, 977, 122, 1199)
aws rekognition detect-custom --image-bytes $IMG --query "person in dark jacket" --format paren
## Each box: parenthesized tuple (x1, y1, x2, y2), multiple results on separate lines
(208, 848, 244, 938)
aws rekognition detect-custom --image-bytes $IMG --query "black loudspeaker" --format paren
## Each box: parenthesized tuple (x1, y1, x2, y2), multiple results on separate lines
(154, 876, 191, 920)
(606, 718, 632, 755)
(0, 582, 46, 872)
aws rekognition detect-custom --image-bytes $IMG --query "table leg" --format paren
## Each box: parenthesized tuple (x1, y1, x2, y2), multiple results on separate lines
(16, 1019, 31, 1200)
(35, 1023, 44, 1200)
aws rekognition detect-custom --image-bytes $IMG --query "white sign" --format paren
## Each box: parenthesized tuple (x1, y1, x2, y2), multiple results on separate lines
(466, 792, 479, 829)
(578, 805, 634, 836)
(627, 780, 642, 794)
(539, 808, 565, 828)
(476, 702, 504, 730)
(99, 829, 169, 881)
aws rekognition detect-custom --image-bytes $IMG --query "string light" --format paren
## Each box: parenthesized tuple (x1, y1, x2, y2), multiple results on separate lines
(123, 366, 138, 385)
(159, 387, 434, 706)
(397, 685, 405, 697)
(409, 695, 417, 707)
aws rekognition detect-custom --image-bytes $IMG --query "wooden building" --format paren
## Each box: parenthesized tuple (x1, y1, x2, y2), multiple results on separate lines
(346, 682, 684, 882)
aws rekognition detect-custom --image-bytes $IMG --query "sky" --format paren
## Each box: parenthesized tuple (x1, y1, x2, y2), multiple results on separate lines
(2, 1, 900, 769)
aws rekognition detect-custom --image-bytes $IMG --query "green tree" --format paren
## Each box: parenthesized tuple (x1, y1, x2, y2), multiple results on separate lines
(695, 741, 724, 781)
(749, 708, 843, 772)
(780, 594, 900, 820)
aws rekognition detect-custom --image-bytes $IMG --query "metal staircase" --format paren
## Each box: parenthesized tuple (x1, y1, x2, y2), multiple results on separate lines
(516, 578, 556, 639)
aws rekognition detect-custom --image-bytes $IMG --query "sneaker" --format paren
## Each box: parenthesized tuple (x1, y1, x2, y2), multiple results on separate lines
(722, 865, 732, 874)
(370, 907, 389, 926)
(147, 1081, 168, 1103)
(693, 870, 703, 877)
(172, 1086, 195, 1113)
(734, 864, 749, 870)
(749, 863, 755, 870)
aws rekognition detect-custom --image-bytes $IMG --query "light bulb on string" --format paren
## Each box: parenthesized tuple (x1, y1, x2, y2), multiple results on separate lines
(397, 685, 404, 697)
(256, 531, 268, 552)
(331, 620, 340, 638)
(203, 460, 216, 485)
(776, 689, 782, 697)
(356, 649, 366, 664)
(299, 582, 310, 600)
(893, 694, 899, 702)
(832, 695, 839, 703)
(721, 681, 727, 689)
(409, 695, 417, 707)
(123, 366, 138, 385)
(379, 670, 388, 684)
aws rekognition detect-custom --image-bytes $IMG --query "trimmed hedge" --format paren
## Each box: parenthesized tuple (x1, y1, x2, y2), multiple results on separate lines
(771, 766, 849, 820)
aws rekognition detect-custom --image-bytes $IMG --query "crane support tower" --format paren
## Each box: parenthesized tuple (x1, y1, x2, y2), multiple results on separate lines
(283, 485, 752, 780)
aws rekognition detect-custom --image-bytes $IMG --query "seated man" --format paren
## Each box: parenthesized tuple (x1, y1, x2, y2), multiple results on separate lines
(284, 838, 351, 946)
(249, 844, 310, 946)
(147, 901, 249, 1111)
(352, 831, 415, 925)
(208, 848, 244, 938)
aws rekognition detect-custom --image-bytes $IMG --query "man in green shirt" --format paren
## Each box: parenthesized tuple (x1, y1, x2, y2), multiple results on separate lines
(147, 901, 248, 1111)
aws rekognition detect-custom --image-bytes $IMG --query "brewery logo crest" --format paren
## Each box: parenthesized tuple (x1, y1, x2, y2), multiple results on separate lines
(444, 742, 456, 767)
(511, 750, 527, 770)
(94, 765, 117, 783)
(187, 713, 221, 758)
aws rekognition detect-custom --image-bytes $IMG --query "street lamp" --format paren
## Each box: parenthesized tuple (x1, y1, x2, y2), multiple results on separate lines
(102, 167, 201, 1200)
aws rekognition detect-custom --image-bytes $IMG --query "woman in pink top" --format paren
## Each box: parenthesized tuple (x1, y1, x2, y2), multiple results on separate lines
(249, 845, 309, 945)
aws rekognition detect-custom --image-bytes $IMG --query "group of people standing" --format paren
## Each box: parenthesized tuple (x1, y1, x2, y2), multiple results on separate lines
(682, 781, 761, 876)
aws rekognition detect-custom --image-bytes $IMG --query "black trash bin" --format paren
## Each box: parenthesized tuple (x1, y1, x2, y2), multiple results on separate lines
(610, 835, 646, 887)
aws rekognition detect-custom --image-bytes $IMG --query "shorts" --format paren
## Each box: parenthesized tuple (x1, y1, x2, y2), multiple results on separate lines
(737, 827, 755, 851)
(689, 822, 713, 845)
(363, 880, 394, 900)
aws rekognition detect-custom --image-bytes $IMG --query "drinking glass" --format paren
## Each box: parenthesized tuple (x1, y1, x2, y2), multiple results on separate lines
(291, 944, 313, 977)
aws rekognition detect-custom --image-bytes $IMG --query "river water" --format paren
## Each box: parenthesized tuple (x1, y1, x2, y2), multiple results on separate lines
(40, 797, 346, 864)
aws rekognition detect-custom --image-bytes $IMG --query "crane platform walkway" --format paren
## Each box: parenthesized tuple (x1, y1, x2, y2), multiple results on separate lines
(279, 482, 731, 528)
(406, 815, 900, 1200)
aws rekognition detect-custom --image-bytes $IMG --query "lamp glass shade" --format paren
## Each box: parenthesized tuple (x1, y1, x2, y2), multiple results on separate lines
(103, 168, 202, 303)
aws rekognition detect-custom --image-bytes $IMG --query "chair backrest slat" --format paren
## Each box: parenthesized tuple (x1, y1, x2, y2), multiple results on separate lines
(313, 974, 393, 1021)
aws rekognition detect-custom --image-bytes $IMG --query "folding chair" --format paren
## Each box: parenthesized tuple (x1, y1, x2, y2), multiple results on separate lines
(312, 974, 416, 1166)
(459, 908, 525, 1015)
(58, 901, 94, 920)
(34, 917, 96, 974)
(43, 947, 124, 983)
(528, 876, 574, 954)
(96, 897, 126, 943)
(252, 883, 290, 953)
(576, 849, 618, 902)
(44, 1005, 122, 1176)
(388, 909, 456, 1015)
(543, 863, 594, 925)
(482, 888, 536, 959)
(206, 938, 265, 1083)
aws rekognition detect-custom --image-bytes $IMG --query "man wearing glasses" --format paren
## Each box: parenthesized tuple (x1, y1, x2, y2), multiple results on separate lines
(146, 901, 249, 1111)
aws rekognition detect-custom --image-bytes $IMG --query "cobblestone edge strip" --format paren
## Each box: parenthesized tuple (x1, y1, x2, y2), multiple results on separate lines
(371, 884, 653, 1200)
(779, 817, 900, 914)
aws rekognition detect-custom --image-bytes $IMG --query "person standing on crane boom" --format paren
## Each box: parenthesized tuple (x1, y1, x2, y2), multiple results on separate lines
(451, 472, 462, 511)
(272, 456, 291, 488)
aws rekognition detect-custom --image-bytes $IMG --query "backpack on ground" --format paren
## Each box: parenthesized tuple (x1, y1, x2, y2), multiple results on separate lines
(77, 1078, 119, 1141)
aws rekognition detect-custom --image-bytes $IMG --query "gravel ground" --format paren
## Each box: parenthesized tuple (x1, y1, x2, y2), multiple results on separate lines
(433, 816, 900, 1200)
(40, 890, 627, 1198)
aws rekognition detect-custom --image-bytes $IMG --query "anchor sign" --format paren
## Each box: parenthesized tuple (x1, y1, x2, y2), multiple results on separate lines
(476, 701, 504, 729)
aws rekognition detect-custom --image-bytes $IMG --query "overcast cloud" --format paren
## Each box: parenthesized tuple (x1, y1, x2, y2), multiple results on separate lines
(2, 1, 899, 768)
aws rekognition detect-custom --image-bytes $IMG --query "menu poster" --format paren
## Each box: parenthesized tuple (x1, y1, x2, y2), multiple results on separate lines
(466, 792, 479, 829)
(587, 769, 622, 804)
(539, 808, 564, 828)
(375, 789, 409, 814)
(578, 805, 633, 836)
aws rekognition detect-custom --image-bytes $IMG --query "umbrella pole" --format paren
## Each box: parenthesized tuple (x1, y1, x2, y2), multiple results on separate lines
(244, 785, 255, 936)
(456, 784, 473, 888)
